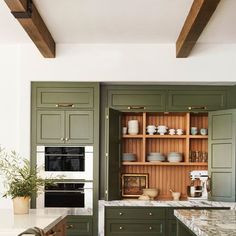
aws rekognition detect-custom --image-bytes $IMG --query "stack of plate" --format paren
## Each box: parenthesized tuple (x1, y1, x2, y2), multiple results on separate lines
(147, 152, 165, 162)
(122, 153, 137, 162)
(167, 152, 182, 162)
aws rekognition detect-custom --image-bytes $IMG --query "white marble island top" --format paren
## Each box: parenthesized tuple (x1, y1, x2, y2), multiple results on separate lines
(0, 208, 69, 236)
(174, 209, 236, 236)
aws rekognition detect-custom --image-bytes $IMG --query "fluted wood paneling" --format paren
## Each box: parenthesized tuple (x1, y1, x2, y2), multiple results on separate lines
(121, 112, 208, 200)
(122, 165, 207, 200)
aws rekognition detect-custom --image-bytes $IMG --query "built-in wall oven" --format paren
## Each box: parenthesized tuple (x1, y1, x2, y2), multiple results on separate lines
(36, 146, 93, 210)
(36, 146, 93, 180)
(36, 181, 93, 209)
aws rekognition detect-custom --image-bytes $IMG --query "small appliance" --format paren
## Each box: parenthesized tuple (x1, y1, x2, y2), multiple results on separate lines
(187, 170, 210, 200)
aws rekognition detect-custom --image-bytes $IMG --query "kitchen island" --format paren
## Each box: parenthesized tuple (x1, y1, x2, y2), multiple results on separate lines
(99, 200, 236, 236)
(0, 208, 68, 236)
(174, 209, 236, 236)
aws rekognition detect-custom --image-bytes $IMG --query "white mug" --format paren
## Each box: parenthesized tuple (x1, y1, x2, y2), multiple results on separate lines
(176, 129, 183, 135)
(169, 129, 175, 135)
(122, 127, 127, 135)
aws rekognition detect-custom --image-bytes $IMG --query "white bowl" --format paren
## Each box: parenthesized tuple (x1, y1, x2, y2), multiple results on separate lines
(142, 188, 158, 200)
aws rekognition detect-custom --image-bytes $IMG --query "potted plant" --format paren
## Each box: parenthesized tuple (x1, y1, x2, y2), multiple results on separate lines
(0, 147, 56, 214)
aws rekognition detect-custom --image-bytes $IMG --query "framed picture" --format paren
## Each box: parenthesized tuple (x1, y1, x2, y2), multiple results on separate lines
(121, 173, 149, 197)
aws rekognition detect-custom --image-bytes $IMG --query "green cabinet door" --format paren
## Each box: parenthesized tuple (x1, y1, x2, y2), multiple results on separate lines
(36, 87, 94, 109)
(66, 216, 93, 236)
(167, 90, 227, 111)
(65, 111, 93, 144)
(108, 89, 166, 111)
(105, 108, 122, 200)
(37, 110, 65, 144)
(209, 109, 236, 201)
(167, 220, 177, 236)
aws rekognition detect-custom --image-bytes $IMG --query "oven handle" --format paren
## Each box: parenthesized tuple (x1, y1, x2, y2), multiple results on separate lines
(44, 190, 85, 193)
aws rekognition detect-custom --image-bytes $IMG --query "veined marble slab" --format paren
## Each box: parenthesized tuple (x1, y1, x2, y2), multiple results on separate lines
(174, 209, 236, 236)
(99, 200, 236, 236)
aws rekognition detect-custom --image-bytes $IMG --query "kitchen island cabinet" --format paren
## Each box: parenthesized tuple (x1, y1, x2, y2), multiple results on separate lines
(99, 200, 236, 236)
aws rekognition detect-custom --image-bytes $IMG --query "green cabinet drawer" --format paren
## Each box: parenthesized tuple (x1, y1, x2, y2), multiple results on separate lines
(108, 90, 166, 111)
(36, 87, 94, 109)
(106, 207, 165, 219)
(66, 216, 92, 236)
(167, 90, 227, 111)
(106, 219, 165, 236)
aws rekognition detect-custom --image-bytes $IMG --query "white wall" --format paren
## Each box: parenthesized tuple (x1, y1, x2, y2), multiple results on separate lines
(1, 43, 236, 208)
(0, 45, 21, 208)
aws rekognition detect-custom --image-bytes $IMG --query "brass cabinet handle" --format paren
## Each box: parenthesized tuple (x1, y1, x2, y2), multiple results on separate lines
(119, 226, 123, 230)
(149, 226, 153, 230)
(119, 212, 123, 216)
(66, 224, 74, 229)
(65, 137, 69, 141)
(149, 212, 153, 216)
(56, 104, 75, 108)
(188, 106, 207, 110)
(127, 106, 146, 110)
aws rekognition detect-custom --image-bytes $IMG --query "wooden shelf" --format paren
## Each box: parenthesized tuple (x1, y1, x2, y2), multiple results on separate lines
(145, 135, 187, 138)
(189, 135, 208, 139)
(122, 161, 208, 166)
(123, 134, 143, 138)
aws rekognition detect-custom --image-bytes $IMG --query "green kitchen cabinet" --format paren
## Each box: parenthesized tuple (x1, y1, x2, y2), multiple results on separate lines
(208, 109, 236, 202)
(66, 216, 93, 236)
(36, 86, 94, 109)
(108, 89, 166, 111)
(167, 220, 177, 236)
(176, 220, 195, 236)
(104, 108, 122, 201)
(105, 207, 165, 236)
(37, 110, 93, 144)
(167, 89, 227, 111)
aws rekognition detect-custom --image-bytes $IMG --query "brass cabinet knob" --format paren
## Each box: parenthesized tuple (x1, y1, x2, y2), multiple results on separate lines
(119, 226, 123, 230)
(119, 212, 123, 216)
(149, 226, 153, 230)
(66, 224, 74, 229)
(65, 137, 69, 141)
(60, 138, 64, 141)
(149, 212, 153, 216)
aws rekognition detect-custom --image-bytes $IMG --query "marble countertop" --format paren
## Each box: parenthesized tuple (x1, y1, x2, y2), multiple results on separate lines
(0, 208, 69, 236)
(99, 199, 236, 209)
(174, 209, 236, 236)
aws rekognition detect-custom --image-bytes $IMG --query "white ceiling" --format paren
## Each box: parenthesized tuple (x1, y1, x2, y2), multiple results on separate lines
(0, 0, 235, 44)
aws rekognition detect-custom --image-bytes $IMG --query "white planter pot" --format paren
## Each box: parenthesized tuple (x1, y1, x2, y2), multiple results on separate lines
(13, 197, 30, 214)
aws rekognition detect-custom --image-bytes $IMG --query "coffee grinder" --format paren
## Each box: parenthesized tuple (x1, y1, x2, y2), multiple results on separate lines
(187, 170, 209, 200)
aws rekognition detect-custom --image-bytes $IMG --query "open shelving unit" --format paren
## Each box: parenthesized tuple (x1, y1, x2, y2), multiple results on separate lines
(121, 112, 208, 199)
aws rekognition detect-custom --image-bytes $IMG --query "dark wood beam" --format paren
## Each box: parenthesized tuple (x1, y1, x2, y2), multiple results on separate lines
(176, 0, 221, 58)
(4, 0, 55, 58)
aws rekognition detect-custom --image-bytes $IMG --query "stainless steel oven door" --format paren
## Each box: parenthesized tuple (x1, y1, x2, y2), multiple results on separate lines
(36, 182, 93, 210)
(36, 146, 93, 180)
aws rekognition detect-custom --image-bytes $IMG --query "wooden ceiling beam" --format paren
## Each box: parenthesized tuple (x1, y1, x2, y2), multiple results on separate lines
(176, 0, 221, 58)
(4, 0, 55, 58)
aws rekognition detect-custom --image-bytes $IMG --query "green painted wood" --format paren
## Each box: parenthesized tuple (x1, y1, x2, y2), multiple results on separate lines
(66, 216, 93, 236)
(106, 207, 165, 219)
(176, 220, 196, 236)
(105, 108, 122, 201)
(168, 90, 227, 111)
(65, 111, 93, 144)
(108, 89, 166, 111)
(36, 87, 94, 108)
(209, 109, 236, 201)
(106, 219, 165, 236)
(167, 220, 177, 236)
(36, 110, 65, 144)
